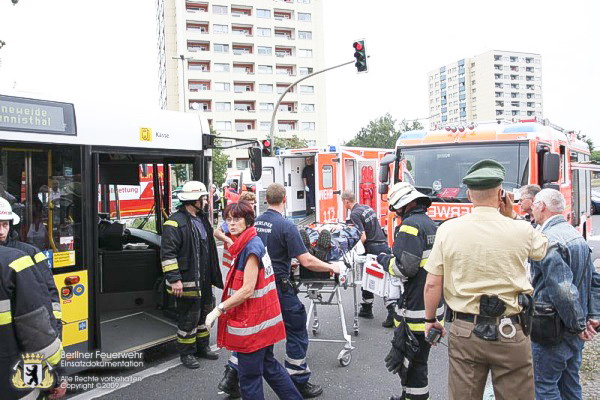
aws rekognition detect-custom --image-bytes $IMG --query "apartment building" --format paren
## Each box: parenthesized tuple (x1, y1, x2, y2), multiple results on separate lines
(427, 50, 543, 129)
(157, 0, 327, 170)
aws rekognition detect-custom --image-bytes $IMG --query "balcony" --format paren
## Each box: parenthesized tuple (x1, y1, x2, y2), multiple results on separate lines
(187, 41, 209, 52)
(189, 80, 210, 91)
(188, 61, 210, 72)
(186, 22, 209, 33)
(186, 2, 208, 13)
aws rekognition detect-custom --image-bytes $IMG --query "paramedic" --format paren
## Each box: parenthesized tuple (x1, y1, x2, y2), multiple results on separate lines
(302, 157, 316, 214)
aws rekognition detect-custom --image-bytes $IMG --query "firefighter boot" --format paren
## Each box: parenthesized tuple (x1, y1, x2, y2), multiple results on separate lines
(218, 365, 241, 398)
(382, 305, 395, 328)
(313, 230, 331, 261)
(196, 343, 219, 360)
(358, 303, 374, 319)
(299, 229, 313, 255)
(295, 381, 324, 398)
(180, 354, 200, 369)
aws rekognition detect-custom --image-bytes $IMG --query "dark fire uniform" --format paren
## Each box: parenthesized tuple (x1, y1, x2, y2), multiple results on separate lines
(380, 204, 445, 400)
(161, 208, 223, 356)
(0, 246, 62, 400)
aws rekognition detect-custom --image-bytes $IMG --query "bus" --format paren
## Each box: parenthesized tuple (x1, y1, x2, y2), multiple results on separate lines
(0, 92, 262, 370)
(379, 119, 596, 242)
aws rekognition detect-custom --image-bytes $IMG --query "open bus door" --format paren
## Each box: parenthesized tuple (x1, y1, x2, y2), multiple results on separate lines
(316, 153, 340, 223)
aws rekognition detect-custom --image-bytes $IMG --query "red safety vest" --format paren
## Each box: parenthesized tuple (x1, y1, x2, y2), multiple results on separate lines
(217, 251, 286, 353)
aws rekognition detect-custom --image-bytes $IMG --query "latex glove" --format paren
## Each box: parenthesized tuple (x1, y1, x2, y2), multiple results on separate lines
(205, 306, 222, 329)
(305, 185, 310, 192)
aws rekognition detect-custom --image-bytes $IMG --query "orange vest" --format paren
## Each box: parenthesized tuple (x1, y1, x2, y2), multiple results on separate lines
(217, 250, 286, 353)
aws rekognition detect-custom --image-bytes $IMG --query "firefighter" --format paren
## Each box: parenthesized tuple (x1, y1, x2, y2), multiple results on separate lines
(0, 245, 63, 400)
(376, 182, 445, 400)
(0, 197, 62, 336)
(161, 181, 223, 369)
(218, 183, 339, 398)
(341, 190, 396, 326)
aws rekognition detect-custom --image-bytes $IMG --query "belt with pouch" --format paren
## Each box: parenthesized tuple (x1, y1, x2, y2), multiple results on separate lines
(454, 312, 520, 340)
(454, 312, 520, 325)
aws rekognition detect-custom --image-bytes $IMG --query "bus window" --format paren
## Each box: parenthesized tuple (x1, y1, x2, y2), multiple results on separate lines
(0, 147, 83, 268)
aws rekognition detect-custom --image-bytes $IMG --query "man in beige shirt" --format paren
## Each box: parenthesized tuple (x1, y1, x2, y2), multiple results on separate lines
(423, 159, 549, 400)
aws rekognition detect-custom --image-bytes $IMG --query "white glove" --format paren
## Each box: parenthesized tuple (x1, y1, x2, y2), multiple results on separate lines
(305, 185, 310, 192)
(205, 306, 222, 329)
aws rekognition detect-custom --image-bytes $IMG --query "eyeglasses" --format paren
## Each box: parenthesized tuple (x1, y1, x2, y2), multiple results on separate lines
(225, 217, 243, 224)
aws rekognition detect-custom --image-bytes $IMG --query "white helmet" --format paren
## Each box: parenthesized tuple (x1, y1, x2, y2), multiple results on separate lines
(177, 181, 208, 201)
(387, 182, 431, 211)
(0, 197, 20, 225)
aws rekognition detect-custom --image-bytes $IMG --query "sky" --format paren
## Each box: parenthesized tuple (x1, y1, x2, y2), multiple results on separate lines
(1, 0, 599, 144)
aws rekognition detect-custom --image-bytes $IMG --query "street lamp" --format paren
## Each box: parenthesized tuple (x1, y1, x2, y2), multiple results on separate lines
(172, 54, 194, 113)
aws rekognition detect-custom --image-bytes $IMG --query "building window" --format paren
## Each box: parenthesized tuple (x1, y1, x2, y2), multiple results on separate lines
(298, 49, 313, 57)
(213, 24, 228, 33)
(214, 63, 230, 72)
(236, 159, 250, 170)
(257, 9, 271, 18)
(257, 27, 271, 37)
(258, 46, 272, 55)
(298, 31, 312, 40)
(258, 65, 273, 74)
(323, 165, 333, 188)
(301, 122, 315, 131)
(260, 103, 274, 111)
(215, 102, 231, 111)
(298, 12, 311, 21)
(259, 84, 273, 93)
(299, 85, 314, 94)
(260, 121, 271, 131)
(215, 121, 231, 130)
(301, 103, 315, 112)
(214, 44, 229, 53)
(189, 81, 210, 91)
(214, 82, 230, 91)
(213, 5, 227, 14)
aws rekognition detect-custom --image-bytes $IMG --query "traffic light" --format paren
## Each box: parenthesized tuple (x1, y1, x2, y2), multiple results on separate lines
(353, 39, 367, 73)
(262, 139, 272, 156)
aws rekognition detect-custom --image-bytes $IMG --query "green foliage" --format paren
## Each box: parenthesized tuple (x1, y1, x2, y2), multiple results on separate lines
(274, 135, 309, 150)
(344, 113, 424, 149)
(172, 164, 187, 186)
(210, 126, 230, 186)
(591, 151, 600, 163)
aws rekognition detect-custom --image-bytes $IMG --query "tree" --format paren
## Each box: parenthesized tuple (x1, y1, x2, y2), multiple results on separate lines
(344, 113, 424, 148)
(210, 127, 230, 186)
(274, 135, 308, 151)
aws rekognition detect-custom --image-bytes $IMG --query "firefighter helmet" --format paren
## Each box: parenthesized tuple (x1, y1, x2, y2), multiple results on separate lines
(0, 197, 20, 224)
(387, 182, 431, 211)
(177, 181, 208, 201)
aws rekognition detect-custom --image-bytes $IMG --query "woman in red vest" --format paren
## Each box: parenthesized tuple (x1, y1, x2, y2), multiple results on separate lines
(205, 201, 302, 400)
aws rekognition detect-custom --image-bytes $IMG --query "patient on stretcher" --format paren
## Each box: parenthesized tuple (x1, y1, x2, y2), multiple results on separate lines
(298, 224, 361, 262)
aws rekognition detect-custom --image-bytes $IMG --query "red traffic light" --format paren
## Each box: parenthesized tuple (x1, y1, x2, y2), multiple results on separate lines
(263, 139, 271, 147)
(353, 41, 363, 51)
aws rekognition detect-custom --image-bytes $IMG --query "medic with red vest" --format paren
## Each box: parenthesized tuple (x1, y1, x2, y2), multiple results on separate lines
(205, 201, 302, 400)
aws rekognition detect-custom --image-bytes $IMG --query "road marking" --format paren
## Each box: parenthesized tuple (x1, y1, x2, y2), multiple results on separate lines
(68, 345, 219, 400)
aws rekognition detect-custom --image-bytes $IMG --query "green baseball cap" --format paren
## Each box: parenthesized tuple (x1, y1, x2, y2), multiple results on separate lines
(462, 159, 505, 189)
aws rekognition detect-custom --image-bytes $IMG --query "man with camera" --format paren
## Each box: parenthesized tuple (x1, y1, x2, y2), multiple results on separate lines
(528, 188, 600, 399)
(423, 159, 549, 400)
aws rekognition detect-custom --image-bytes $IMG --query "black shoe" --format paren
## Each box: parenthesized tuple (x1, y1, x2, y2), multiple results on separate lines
(382, 305, 395, 328)
(195, 344, 219, 360)
(389, 396, 404, 400)
(313, 230, 331, 261)
(299, 229, 313, 254)
(358, 303, 374, 319)
(218, 365, 241, 398)
(180, 354, 200, 369)
(295, 381, 323, 398)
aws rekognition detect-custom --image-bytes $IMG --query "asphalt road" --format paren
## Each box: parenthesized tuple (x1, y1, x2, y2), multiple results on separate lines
(67, 214, 600, 400)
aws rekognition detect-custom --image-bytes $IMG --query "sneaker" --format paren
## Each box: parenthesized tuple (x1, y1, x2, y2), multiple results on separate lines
(295, 381, 323, 398)
(180, 354, 200, 369)
(218, 365, 241, 398)
(382, 305, 395, 328)
(299, 228, 313, 254)
(195, 344, 219, 360)
(313, 230, 331, 261)
(358, 303, 374, 319)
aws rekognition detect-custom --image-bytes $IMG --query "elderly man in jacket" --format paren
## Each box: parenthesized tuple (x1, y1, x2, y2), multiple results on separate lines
(529, 188, 600, 399)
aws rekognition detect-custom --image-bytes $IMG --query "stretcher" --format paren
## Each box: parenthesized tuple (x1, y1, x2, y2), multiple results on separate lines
(294, 224, 367, 367)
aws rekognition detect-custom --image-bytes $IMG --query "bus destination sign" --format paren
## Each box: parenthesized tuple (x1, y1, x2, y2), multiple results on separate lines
(0, 95, 76, 135)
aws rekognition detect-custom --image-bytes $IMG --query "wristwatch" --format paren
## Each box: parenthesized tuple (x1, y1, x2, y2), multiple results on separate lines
(217, 303, 225, 313)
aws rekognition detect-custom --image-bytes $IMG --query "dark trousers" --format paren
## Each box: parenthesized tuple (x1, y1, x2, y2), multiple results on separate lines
(175, 291, 214, 355)
(398, 333, 431, 400)
(238, 345, 303, 400)
(229, 284, 311, 385)
(362, 243, 391, 304)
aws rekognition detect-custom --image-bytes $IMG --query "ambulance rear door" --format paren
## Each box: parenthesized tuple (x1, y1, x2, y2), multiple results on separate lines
(283, 156, 306, 217)
(316, 153, 340, 223)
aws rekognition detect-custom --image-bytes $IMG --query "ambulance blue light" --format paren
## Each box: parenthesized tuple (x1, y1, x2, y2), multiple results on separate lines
(329, 145, 337, 152)
(400, 130, 427, 139)
(502, 124, 541, 133)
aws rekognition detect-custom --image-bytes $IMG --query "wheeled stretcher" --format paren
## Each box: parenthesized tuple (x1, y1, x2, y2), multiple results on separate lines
(294, 224, 367, 367)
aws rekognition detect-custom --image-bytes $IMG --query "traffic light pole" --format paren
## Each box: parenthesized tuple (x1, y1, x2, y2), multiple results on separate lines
(269, 58, 358, 150)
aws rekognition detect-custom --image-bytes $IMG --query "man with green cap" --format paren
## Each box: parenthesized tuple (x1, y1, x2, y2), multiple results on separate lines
(422, 159, 549, 400)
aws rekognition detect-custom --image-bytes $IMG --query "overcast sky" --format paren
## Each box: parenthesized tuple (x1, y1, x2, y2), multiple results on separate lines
(1, 0, 599, 144)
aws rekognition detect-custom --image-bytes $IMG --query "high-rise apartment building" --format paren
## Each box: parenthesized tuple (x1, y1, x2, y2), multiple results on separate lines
(157, 0, 327, 170)
(427, 50, 543, 129)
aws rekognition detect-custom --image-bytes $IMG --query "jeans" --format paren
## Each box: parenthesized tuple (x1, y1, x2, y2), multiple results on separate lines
(532, 334, 584, 400)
